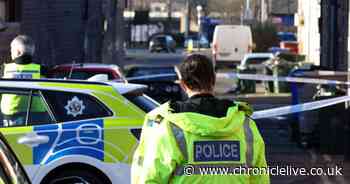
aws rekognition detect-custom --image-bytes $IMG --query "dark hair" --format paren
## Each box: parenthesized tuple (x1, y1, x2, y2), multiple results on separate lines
(177, 54, 215, 92)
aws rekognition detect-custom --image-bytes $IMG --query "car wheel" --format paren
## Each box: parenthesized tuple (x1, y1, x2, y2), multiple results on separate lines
(42, 169, 110, 184)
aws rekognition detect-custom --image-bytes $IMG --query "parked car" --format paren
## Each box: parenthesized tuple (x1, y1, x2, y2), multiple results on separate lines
(125, 65, 185, 103)
(184, 35, 210, 49)
(212, 25, 253, 66)
(149, 35, 176, 53)
(48, 63, 126, 82)
(0, 78, 158, 184)
(238, 53, 275, 70)
(234, 53, 275, 94)
(0, 132, 31, 184)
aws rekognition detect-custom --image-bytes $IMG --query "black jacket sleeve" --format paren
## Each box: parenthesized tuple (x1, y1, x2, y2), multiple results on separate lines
(40, 65, 49, 78)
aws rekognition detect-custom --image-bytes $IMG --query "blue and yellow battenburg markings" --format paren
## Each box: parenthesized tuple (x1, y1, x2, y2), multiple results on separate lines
(33, 119, 104, 164)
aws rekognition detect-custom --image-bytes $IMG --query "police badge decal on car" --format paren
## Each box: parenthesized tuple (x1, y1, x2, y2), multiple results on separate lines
(65, 96, 86, 117)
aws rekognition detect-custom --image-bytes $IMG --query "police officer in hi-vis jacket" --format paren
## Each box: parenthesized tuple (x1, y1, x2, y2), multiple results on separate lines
(132, 54, 270, 184)
(1, 35, 45, 126)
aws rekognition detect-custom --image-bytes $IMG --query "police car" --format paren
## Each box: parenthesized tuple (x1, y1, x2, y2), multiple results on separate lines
(0, 78, 158, 184)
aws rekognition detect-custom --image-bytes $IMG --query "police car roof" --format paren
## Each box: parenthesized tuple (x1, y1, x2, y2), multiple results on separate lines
(0, 78, 147, 95)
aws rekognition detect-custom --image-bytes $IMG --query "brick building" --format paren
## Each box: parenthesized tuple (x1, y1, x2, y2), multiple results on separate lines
(0, 0, 21, 63)
(1, 0, 103, 66)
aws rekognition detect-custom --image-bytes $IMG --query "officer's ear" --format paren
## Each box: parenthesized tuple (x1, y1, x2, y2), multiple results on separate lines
(179, 80, 190, 93)
(178, 80, 185, 91)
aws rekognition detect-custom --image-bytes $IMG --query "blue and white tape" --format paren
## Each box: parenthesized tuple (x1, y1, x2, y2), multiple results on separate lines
(217, 73, 350, 86)
(121, 72, 350, 119)
(251, 95, 350, 119)
(123, 72, 349, 86)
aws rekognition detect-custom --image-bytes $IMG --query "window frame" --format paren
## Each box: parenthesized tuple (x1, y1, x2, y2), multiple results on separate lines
(27, 90, 57, 125)
(0, 88, 56, 128)
(41, 90, 113, 123)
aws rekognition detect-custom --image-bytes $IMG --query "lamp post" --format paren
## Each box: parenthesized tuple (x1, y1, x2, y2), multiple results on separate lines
(196, 5, 202, 51)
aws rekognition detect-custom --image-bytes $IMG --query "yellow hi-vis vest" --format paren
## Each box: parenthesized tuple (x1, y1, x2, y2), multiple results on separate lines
(1, 63, 42, 115)
(132, 102, 270, 184)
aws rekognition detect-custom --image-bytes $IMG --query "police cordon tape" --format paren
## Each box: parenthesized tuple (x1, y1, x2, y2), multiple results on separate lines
(124, 72, 350, 86)
(251, 95, 350, 119)
(215, 72, 350, 118)
(121, 73, 350, 119)
(217, 73, 350, 86)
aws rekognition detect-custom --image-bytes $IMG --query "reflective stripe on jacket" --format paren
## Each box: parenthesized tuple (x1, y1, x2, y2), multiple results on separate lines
(132, 102, 270, 184)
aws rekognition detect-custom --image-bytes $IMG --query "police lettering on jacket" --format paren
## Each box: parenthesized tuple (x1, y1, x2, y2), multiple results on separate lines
(194, 141, 240, 162)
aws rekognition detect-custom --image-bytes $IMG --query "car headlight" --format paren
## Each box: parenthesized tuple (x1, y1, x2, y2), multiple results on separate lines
(150, 41, 154, 46)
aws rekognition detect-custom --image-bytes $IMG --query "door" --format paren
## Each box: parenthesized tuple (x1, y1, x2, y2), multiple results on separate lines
(0, 89, 55, 179)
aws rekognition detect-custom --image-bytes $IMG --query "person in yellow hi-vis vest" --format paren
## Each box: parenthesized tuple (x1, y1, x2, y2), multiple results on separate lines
(131, 54, 270, 184)
(1, 35, 46, 126)
(187, 39, 193, 53)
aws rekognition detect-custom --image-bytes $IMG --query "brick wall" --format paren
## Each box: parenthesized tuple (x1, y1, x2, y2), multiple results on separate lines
(21, 0, 85, 66)
(0, 23, 20, 64)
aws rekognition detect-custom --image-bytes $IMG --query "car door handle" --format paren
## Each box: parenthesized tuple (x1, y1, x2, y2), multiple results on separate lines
(18, 132, 49, 147)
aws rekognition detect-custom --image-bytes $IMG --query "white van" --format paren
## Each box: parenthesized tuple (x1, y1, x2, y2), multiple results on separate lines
(212, 25, 253, 66)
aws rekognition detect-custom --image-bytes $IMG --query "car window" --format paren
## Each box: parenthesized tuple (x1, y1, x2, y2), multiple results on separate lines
(127, 67, 176, 78)
(0, 90, 54, 127)
(124, 93, 158, 113)
(28, 93, 55, 126)
(0, 137, 30, 184)
(51, 71, 70, 79)
(126, 67, 177, 82)
(42, 91, 112, 122)
(155, 37, 166, 42)
(70, 71, 115, 80)
(52, 71, 115, 80)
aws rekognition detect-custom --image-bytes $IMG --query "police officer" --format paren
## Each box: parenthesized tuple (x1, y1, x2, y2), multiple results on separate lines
(1, 35, 45, 126)
(131, 54, 269, 183)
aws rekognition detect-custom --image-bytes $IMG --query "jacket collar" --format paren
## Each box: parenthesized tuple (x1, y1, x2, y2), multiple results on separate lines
(13, 55, 33, 65)
(189, 93, 214, 99)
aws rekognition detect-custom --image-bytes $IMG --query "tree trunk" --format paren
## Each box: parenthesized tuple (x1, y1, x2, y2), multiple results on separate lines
(102, 0, 124, 65)
(83, 0, 103, 63)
